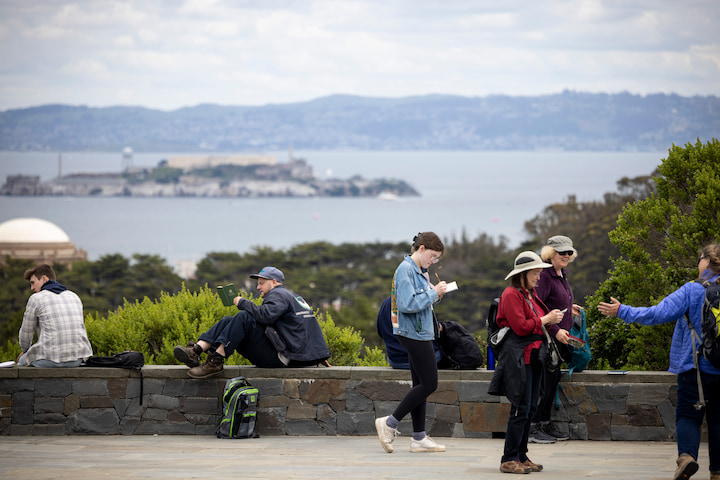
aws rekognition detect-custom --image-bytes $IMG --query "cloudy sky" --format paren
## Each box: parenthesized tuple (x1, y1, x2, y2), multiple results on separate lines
(0, 0, 718, 111)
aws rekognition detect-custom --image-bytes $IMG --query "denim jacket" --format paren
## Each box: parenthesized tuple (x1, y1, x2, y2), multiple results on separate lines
(392, 255, 438, 341)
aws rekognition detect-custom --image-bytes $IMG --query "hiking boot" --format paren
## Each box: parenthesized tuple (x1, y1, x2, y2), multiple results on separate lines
(674, 454, 699, 480)
(173, 342, 202, 367)
(542, 422, 570, 441)
(711, 471, 720, 480)
(374, 416, 400, 453)
(500, 460, 531, 474)
(187, 352, 224, 379)
(409, 435, 446, 453)
(528, 423, 556, 444)
(522, 458, 543, 472)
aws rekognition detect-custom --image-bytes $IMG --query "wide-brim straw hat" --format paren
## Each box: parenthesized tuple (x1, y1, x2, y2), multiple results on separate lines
(504, 251, 553, 280)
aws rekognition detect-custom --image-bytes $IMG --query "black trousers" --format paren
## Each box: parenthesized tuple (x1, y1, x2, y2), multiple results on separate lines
(393, 336, 438, 433)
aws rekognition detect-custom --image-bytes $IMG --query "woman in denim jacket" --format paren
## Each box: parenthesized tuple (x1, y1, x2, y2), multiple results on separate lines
(375, 232, 448, 454)
(599, 243, 720, 480)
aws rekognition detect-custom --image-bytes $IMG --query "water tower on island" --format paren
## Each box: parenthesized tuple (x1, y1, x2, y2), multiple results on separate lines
(122, 146, 133, 171)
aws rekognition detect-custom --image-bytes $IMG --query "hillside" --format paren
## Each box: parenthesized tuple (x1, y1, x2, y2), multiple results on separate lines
(0, 91, 717, 152)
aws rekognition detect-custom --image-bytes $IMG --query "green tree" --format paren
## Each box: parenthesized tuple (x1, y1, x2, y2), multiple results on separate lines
(586, 138, 720, 370)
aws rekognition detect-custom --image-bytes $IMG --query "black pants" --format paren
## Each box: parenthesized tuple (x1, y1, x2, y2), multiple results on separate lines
(392, 336, 438, 433)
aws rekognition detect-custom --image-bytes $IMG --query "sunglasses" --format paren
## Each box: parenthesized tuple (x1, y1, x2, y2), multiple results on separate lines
(556, 250, 574, 256)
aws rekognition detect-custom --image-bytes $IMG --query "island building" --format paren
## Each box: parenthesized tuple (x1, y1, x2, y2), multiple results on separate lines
(0, 217, 87, 266)
(166, 155, 276, 171)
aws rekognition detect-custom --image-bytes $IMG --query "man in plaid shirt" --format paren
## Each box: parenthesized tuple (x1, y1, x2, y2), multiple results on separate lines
(17, 264, 93, 367)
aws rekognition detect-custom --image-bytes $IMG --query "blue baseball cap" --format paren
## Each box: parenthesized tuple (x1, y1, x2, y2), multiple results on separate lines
(249, 266, 285, 282)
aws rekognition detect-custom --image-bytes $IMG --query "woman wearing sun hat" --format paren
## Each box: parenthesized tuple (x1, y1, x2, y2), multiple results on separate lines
(488, 251, 564, 474)
(529, 235, 582, 444)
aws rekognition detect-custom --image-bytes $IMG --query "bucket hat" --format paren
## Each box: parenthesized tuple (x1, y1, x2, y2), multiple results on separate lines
(547, 235, 576, 255)
(504, 251, 552, 280)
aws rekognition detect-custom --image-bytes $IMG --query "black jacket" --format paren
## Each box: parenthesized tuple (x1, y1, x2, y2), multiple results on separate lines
(487, 330, 545, 405)
(237, 285, 331, 363)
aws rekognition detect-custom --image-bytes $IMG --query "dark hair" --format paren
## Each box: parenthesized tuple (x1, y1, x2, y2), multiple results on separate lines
(509, 271, 530, 290)
(411, 232, 444, 254)
(24, 264, 56, 282)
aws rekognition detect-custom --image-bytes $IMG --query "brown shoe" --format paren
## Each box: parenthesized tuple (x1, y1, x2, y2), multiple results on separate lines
(500, 460, 531, 474)
(522, 458, 543, 472)
(173, 342, 202, 367)
(188, 352, 224, 379)
(674, 454, 699, 480)
(711, 471, 720, 480)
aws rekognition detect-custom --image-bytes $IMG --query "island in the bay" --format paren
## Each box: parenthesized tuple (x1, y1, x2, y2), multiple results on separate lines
(1, 154, 419, 198)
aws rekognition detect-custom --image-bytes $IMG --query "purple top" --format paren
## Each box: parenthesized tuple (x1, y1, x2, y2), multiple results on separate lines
(534, 266, 574, 337)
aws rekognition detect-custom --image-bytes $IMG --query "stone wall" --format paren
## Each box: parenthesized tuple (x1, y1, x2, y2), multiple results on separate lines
(0, 366, 677, 439)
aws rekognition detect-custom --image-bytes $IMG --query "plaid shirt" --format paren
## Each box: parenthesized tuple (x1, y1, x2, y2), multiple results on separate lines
(19, 290, 93, 364)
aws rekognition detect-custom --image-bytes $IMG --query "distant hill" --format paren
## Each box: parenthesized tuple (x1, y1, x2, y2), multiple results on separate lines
(0, 91, 717, 152)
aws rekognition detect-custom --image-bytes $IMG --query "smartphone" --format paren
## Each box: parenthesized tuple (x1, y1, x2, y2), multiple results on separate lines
(560, 308, 568, 313)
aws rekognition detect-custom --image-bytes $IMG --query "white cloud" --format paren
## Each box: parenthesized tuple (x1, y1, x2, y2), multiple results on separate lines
(0, 0, 718, 110)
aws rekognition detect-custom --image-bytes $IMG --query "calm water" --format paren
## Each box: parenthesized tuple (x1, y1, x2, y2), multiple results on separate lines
(0, 150, 663, 270)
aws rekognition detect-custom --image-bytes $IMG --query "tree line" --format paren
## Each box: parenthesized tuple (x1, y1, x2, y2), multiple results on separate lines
(2, 139, 718, 370)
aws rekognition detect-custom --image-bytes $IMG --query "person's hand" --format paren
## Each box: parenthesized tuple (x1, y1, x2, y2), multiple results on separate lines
(572, 304, 583, 316)
(541, 309, 563, 326)
(321, 359, 332, 367)
(233, 296, 242, 307)
(555, 328, 570, 345)
(598, 297, 621, 317)
(16, 353, 23, 364)
(434, 281, 447, 298)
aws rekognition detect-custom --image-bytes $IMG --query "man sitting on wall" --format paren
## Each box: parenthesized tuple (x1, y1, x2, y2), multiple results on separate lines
(174, 266, 331, 378)
(17, 264, 93, 367)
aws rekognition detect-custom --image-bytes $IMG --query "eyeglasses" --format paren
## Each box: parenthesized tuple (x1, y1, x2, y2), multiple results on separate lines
(699, 256, 707, 263)
(556, 250, 574, 256)
(426, 250, 441, 264)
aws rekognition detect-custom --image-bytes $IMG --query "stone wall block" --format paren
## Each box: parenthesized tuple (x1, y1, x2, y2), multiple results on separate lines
(372, 400, 400, 418)
(148, 394, 180, 411)
(286, 419, 325, 436)
(64, 394, 80, 415)
(345, 389, 373, 412)
(135, 421, 195, 435)
(0, 379, 33, 394)
(300, 379, 345, 403)
(628, 384, 670, 405)
(12, 391, 33, 425)
(286, 399, 316, 419)
(163, 379, 198, 397)
(283, 379, 300, 398)
(569, 421, 588, 440)
(627, 404, 663, 426)
(435, 403, 461, 423)
(180, 397, 218, 415)
(31, 424, 66, 435)
(587, 384, 629, 414)
(336, 411, 375, 435)
(657, 398, 676, 435)
(67, 408, 120, 434)
(252, 378, 283, 397)
(317, 403, 337, 434)
(356, 380, 411, 401)
(460, 402, 510, 432)
(35, 397, 64, 414)
(259, 395, 290, 408)
(585, 413, 611, 440)
(80, 396, 114, 408)
(257, 406, 287, 435)
(35, 379, 72, 397)
(428, 381, 458, 405)
(108, 379, 128, 399)
(72, 379, 107, 396)
(429, 420, 454, 437)
(329, 398, 345, 412)
(142, 408, 168, 421)
(611, 413, 629, 425)
(121, 416, 140, 435)
(167, 410, 186, 422)
(34, 413, 66, 424)
(457, 381, 494, 402)
(185, 414, 218, 425)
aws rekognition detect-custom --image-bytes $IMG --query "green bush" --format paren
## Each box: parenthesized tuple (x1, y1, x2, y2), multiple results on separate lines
(85, 284, 386, 366)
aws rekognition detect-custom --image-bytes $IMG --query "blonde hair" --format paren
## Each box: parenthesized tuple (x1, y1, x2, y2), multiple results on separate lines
(541, 245, 577, 263)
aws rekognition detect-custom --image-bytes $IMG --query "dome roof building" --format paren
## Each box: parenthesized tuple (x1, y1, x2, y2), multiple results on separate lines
(0, 218, 87, 265)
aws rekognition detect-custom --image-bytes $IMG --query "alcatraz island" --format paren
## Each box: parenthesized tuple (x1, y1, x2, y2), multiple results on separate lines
(1, 154, 419, 199)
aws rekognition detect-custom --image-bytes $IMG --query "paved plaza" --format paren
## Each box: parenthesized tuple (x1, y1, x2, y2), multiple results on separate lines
(0, 435, 709, 480)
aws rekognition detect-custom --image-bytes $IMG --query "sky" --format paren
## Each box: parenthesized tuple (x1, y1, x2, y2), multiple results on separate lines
(0, 0, 718, 112)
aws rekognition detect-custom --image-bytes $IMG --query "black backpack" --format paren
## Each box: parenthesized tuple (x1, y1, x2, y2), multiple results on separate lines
(217, 376, 260, 439)
(438, 320, 484, 370)
(85, 351, 145, 404)
(700, 279, 720, 368)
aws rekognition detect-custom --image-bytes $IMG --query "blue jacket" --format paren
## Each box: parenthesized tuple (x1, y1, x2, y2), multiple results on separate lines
(377, 296, 443, 368)
(393, 255, 438, 341)
(617, 274, 720, 375)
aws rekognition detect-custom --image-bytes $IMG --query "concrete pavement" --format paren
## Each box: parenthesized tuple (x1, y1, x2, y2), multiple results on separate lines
(0, 435, 707, 480)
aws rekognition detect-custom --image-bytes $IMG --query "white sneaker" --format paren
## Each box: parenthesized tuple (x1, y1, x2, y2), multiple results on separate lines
(375, 416, 400, 453)
(410, 435, 446, 453)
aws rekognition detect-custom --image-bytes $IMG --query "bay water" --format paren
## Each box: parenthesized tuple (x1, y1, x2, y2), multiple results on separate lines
(0, 150, 663, 272)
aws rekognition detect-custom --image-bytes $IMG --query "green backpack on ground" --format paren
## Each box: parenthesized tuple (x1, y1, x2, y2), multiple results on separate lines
(217, 376, 259, 439)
